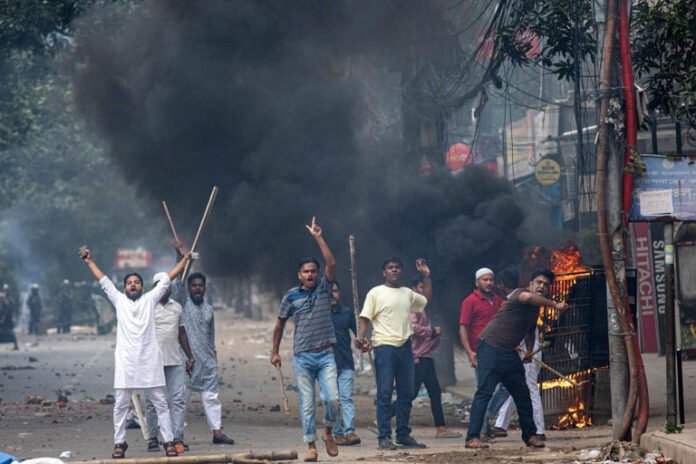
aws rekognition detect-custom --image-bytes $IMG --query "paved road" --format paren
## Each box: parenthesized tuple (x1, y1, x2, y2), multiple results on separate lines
(0, 312, 687, 462)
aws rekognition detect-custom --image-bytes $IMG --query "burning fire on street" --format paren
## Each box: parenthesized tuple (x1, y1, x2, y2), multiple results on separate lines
(526, 243, 607, 430)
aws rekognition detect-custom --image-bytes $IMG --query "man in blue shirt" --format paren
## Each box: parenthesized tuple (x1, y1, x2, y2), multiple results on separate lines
(270, 217, 339, 462)
(330, 281, 361, 446)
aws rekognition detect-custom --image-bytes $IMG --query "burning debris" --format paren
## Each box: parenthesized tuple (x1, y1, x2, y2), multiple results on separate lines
(523, 244, 610, 430)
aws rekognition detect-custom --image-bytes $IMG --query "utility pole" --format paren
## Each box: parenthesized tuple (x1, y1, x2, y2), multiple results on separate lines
(595, 0, 631, 439)
(664, 223, 677, 428)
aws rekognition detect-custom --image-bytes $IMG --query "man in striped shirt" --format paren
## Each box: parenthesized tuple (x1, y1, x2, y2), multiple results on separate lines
(270, 217, 339, 463)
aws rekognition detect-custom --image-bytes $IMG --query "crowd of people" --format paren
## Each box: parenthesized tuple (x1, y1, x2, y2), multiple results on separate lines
(14, 215, 569, 461)
(0, 279, 75, 349)
(270, 218, 568, 461)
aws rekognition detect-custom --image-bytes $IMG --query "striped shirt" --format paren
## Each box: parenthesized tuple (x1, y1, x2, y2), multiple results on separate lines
(278, 277, 336, 354)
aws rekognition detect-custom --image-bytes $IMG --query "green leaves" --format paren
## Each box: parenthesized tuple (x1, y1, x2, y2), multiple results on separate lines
(632, 0, 696, 122)
(492, 0, 596, 83)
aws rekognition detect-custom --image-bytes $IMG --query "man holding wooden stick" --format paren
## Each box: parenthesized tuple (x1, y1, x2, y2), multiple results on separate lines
(270, 217, 340, 463)
(172, 241, 235, 446)
(79, 246, 191, 459)
(464, 269, 568, 449)
(355, 257, 431, 450)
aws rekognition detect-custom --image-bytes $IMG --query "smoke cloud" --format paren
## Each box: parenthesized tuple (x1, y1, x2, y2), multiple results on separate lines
(70, 0, 549, 319)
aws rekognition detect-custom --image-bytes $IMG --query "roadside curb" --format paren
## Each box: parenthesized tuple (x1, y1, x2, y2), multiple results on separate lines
(641, 427, 696, 464)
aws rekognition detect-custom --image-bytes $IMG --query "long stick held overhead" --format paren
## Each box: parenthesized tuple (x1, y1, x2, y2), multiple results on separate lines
(182, 186, 219, 283)
(162, 201, 180, 243)
(349, 235, 374, 374)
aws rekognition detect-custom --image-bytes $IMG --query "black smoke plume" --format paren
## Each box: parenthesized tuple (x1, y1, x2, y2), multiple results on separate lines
(71, 1, 550, 333)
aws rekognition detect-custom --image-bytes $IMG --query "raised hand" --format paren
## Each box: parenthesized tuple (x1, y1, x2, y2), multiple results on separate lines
(415, 258, 431, 277)
(79, 246, 91, 262)
(174, 239, 186, 257)
(305, 216, 322, 237)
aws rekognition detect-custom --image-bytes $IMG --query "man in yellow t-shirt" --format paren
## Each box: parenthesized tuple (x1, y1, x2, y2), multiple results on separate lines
(356, 257, 431, 450)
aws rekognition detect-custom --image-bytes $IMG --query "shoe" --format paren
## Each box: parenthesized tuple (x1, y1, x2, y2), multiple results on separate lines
(526, 435, 546, 448)
(340, 432, 361, 446)
(213, 433, 235, 445)
(378, 437, 396, 450)
(163, 442, 178, 457)
(147, 438, 160, 452)
(111, 442, 128, 459)
(322, 433, 339, 457)
(174, 440, 185, 454)
(465, 438, 489, 449)
(488, 426, 508, 438)
(304, 448, 318, 462)
(334, 434, 346, 445)
(394, 435, 426, 449)
(536, 434, 547, 440)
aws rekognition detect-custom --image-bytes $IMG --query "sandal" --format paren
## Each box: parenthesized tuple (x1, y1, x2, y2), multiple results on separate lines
(147, 437, 160, 452)
(164, 441, 178, 457)
(465, 438, 489, 449)
(112, 442, 128, 459)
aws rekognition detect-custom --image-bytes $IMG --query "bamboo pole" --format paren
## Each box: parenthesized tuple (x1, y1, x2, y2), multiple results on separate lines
(348, 235, 374, 374)
(162, 201, 180, 243)
(131, 392, 149, 440)
(275, 365, 290, 414)
(182, 186, 219, 283)
(76, 451, 298, 464)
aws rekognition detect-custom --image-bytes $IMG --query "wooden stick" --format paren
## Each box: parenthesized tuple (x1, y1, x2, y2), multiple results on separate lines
(162, 201, 180, 243)
(348, 235, 364, 372)
(533, 358, 588, 388)
(182, 186, 219, 282)
(348, 235, 375, 374)
(131, 391, 149, 440)
(275, 365, 290, 415)
(75, 450, 298, 464)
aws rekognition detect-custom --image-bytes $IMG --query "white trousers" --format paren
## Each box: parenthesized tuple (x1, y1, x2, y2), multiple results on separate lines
(495, 360, 545, 433)
(184, 387, 222, 430)
(114, 387, 173, 444)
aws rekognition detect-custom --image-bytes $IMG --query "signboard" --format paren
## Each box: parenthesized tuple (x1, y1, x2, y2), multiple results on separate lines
(445, 143, 472, 174)
(630, 154, 696, 221)
(631, 223, 659, 353)
(535, 158, 561, 185)
(114, 247, 152, 269)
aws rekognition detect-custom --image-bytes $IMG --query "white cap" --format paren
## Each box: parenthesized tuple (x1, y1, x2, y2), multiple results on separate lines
(475, 268, 494, 280)
(63, 279, 70, 285)
(30, 283, 39, 289)
(152, 272, 168, 285)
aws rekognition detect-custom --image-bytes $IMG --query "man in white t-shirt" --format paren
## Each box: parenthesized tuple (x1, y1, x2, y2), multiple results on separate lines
(145, 272, 195, 454)
(79, 246, 191, 459)
(356, 257, 431, 450)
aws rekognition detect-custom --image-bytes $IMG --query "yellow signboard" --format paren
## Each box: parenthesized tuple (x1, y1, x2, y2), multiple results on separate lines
(535, 158, 561, 185)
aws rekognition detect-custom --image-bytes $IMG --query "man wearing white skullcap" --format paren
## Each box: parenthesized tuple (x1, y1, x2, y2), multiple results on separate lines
(144, 272, 195, 454)
(459, 268, 504, 369)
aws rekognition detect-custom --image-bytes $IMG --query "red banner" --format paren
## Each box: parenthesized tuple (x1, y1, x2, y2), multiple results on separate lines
(632, 222, 659, 352)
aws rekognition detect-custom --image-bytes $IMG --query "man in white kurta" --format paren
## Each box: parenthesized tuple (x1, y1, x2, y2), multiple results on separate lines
(80, 246, 191, 458)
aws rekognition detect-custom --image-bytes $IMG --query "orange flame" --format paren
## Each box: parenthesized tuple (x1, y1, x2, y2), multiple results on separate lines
(550, 243, 589, 277)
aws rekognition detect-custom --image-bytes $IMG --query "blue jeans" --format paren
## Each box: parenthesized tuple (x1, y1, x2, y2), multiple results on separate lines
(333, 368, 355, 436)
(481, 384, 509, 434)
(466, 341, 537, 443)
(374, 342, 415, 440)
(145, 364, 187, 440)
(293, 349, 339, 443)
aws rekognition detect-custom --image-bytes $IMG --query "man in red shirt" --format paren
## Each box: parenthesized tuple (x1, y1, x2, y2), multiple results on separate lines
(458, 268, 504, 369)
